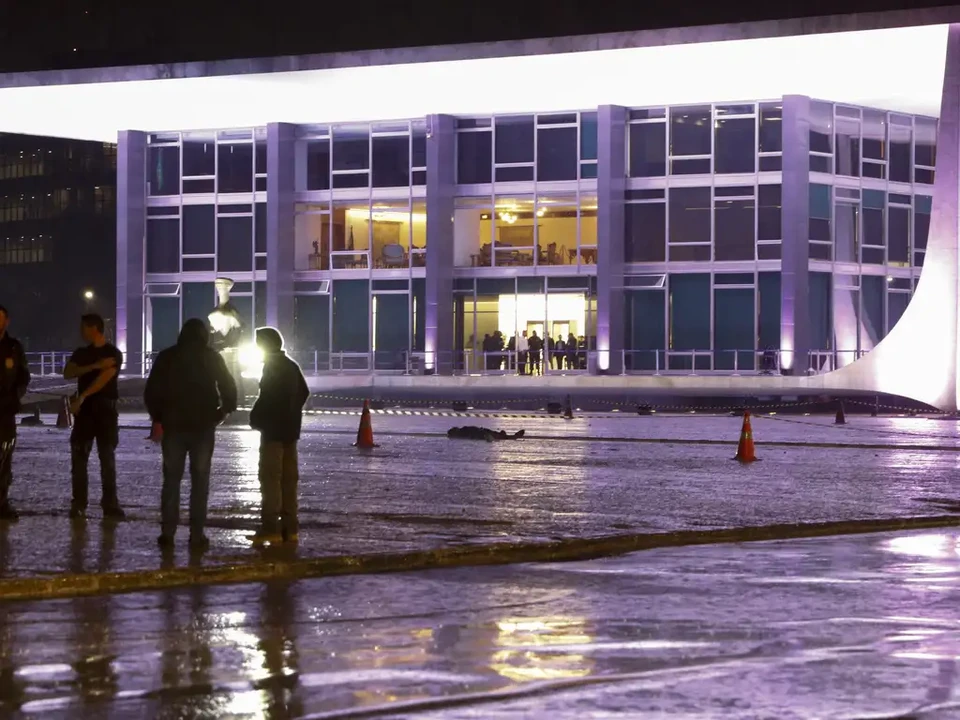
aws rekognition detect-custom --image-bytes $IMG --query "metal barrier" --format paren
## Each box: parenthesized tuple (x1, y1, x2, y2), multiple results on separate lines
(26, 347, 862, 379)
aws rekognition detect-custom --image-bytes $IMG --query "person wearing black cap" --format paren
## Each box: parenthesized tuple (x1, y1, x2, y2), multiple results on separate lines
(0, 305, 29, 520)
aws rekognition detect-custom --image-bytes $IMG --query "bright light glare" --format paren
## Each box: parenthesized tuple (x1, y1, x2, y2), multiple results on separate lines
(239, 343, 264, 380)
(0, 25, 947, 142)
(82, 290, 94, 300)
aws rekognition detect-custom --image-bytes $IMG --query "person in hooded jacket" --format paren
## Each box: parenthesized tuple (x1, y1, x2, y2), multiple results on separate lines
(144, 318, 238, 550)
(0, 305, 29, 520)
(249, 327, 309, 545)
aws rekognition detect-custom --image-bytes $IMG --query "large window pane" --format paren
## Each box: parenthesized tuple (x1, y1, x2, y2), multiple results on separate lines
(580, 112, 598, 161)
(148, 146, 179, 196)
(182, 137, 215, 176)
(809, 184, 831, 242)
(862, 190, 884, 265)
(537, 196, 577, 266)
(294, 295, 331, 357)
(888, 205, 910, 265)
(537, 127, 577, 181)
(453, 198, 492, 267)
(758, 103, 782, 153)
(372, 136, 409, 188)
(715, 117, 755, 174)
(670, 106, 711, 156)
(834, 202, 859, 263)
(373, 294, 410, 369)
(306, 140, 330, 190)
(834, 119, 860, 177)
(758, 185, 781, 241)
(411, 125, 427, 168)
(495, 116, 534, 164)
(669, 187, 711, 244)
(148, 296, 180, 353)
(217, 144, 253, 193)
(809, 272, 833, 354)
(915, 117, 937, 184)
(217, 216, 253, 272)
(332, 280, 369, 352)
(862, 274, 885, 350)
(714, 288, 755, 370)
(714, 197, 755, 261)
(182, 205, 215, 255)
(915, 195, 932, 253)
(862, 110, 886, 161)
(809, 101, 833, 155)
(628, 123, 666, 177)
(146, 218, 179, 273)
(182, 282, 215, 324)
(255, 202, 266, 254)
(889, 121, 912, 183)
(626, 290, 665, 371)
(332, 127, 370, 171)
(758, 272, 781, 351)
(669, 274, 710, 367)
(457, 131, 492, 184)
(625, 203, 665, 262)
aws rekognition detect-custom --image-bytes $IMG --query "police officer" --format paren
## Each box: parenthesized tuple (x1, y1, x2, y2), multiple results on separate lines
(0, 305, 30, 520)
(63, 314, 125, 520)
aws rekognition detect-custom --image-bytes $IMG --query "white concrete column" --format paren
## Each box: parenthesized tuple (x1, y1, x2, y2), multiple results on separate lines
(425, 114, 456, 374)
(266, 123, 296, 344)
(596, 105, 627, 374)
(116, 130, 146, 374)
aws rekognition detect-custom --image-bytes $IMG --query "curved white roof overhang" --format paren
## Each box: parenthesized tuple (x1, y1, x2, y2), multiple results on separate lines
(0, 21, 951, 142)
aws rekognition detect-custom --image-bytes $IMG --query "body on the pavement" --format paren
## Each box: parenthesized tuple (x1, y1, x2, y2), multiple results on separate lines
(63, 314, 124, 520)
(144, 318, 238, 550)
(249, 327, 309, 546)
(0, 305, 30, 520)
(447, 426, 526, 442)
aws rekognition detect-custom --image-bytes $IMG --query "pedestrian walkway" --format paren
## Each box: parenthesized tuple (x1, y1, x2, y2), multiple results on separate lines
(1, 412, 958, 598)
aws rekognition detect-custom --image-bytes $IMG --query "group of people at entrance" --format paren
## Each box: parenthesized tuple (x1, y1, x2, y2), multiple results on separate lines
(480, 330, 588, 375)
(0, 306, 309, 552)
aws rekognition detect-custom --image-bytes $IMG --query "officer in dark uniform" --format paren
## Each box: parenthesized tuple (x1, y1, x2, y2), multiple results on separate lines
(63, 314, 125, 520)
(0, 305, 30, 520)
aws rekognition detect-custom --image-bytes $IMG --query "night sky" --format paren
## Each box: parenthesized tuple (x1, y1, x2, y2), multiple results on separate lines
(0, 0, 955, 74)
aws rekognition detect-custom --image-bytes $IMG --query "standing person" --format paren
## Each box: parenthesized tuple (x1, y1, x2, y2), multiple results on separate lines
(0, 306, 30, 520)
(144, 319, 238, 550)
(528, 331, 543, 376)
(555, 336, 567, 370)
(64, 314, 125, 520)
(566, 332, 578, 371)
(249, 328, 309, 545)
(517, 330, 529, 376)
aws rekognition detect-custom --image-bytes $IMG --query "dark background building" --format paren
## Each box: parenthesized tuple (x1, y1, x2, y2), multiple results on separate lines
(0, 134, 116, 350)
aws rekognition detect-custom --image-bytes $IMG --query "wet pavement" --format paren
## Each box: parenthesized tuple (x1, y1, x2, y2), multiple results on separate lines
(0, 528, 959, 717)
(0, 412, 959, 579)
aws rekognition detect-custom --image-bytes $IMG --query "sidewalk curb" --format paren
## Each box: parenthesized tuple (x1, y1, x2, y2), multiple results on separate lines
(0, 514, 958, 601)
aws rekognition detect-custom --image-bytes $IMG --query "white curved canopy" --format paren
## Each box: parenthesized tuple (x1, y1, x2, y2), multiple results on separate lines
(0, 24, 949, 142)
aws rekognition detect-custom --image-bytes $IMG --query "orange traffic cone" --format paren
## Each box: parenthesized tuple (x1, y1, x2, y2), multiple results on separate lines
(564, 395, 574, 420)
(56, 396, 72, 429)
(733, 411, 758, 463)
(147, 421, 163, 443)
(354, 400, 378, 449)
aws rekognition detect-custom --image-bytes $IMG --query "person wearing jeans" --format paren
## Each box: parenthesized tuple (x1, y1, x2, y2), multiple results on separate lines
(144, 318, 237, 550)
(249, 327, 309, 545)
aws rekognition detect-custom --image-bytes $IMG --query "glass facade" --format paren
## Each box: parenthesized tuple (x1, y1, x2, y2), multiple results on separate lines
(131, 96, 934, 376)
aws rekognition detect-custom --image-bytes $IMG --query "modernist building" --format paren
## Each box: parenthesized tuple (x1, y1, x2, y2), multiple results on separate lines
(122, 95, 934, 375)
(0, 133, 116, 349)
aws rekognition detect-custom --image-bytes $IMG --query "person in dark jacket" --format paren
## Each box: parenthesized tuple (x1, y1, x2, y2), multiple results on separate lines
(144, 319, 238, 550)
(0, 306, 30, 520)
(249, 327, 309, 545)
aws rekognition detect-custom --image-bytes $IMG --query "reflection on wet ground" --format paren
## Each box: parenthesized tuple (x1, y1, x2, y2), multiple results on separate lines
(3, 414, 960, 577)
(1, 529, 960, 717)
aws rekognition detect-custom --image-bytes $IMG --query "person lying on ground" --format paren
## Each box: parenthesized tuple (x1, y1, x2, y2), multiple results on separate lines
(447, 426, 525, 442)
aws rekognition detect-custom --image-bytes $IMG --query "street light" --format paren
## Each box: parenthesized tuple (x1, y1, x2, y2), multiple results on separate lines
(83, 290, 94, 301)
